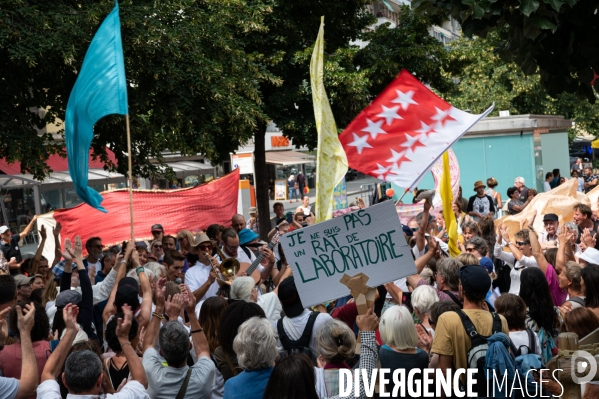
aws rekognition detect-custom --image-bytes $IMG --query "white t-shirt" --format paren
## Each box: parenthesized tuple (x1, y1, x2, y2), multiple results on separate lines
(257, 292, 283, 323)
(493, 243, 539, 294)
(543, 181, 552, 192)
(186, 262, 221, 301)
(299, 205, 312, 215)
(87, 259, 101, 273)
(216, 247, 264, 273)
(272, 309, 332, 355)
(509, 330, 541, 356)
(37, 379, 149, 398)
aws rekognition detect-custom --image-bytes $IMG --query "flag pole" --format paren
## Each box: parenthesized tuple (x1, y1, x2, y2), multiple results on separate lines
(395, 188, 410, 205)
(125, 114, 135, 242)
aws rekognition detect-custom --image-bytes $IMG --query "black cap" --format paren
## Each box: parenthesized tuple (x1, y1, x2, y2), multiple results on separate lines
(115, 285, 140, 310)
(543, 213, 558, 222)
(278, 276, 304, 318)
(118, 277, 139, 291)
(456, 265, 491, 297)
(151, 224, 164, 232)
(55, 290, 82, 308)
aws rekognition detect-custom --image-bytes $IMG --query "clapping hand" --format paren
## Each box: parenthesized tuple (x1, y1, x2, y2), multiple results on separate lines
(153, 278, 167, 308)
(165, 294, 184, 321)
(40, 225, 47, 240)
(53, 222, 62, 237)
(356, 307, 379, 332)
(63, 304, 80, 333)
(415, 323, 432, 354)
(116, 304, 133, 342)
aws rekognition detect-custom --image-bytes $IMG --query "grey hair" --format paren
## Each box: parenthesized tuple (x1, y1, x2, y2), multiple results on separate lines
(64, 350, 102, 393)
(437, 258, 462, 291)
(515, 177, 525, 184)
(230, 276, 255, 301)
(412, 285, 439, 316)
(564, 222, 579, 239)
(233, 317, 277, 370)
(467, 236, 488, 256)
(126, 267, 156, 284)
(315, 319, 356, 363)
(159, 321, 191, 366)
(145, 262, 167, 280)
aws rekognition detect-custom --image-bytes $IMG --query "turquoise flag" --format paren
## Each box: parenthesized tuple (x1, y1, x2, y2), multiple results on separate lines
(65, 1, 128, 213)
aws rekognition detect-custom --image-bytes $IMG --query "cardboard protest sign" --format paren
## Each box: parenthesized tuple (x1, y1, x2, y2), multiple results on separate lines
(280, 201, 416, 308)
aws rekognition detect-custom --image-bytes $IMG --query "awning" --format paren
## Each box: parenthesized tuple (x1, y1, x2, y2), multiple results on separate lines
(265, 150, 315, 166)
(166, 161, 215, 177)
(381, 0, 394, 12)
(0, 168, 125, 190)
(0, 148, 118, 175)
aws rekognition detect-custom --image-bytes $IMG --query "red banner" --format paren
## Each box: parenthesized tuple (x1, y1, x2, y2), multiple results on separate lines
(53, 169, 239, 251)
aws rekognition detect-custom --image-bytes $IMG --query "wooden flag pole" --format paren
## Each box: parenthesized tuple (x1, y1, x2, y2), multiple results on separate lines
(125, 115, 135, 241)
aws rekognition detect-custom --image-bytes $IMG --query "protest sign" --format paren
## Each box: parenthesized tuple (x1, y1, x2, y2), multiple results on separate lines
(279, 200, 416, 308)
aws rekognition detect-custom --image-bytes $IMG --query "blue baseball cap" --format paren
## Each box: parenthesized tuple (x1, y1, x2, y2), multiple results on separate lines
(238, 228, 259, 246)
(479, 257, 494, 274)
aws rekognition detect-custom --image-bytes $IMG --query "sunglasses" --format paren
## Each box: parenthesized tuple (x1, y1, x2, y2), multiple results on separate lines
(198, 244, 213, 251)
(515, 241, 530, 246)
(465, 248, 475, 252)
(226, 244, 239, 252)
(153, 245, 163, 249)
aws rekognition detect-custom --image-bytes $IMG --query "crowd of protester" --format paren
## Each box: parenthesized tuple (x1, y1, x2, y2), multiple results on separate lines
(0, 175, 598, 398)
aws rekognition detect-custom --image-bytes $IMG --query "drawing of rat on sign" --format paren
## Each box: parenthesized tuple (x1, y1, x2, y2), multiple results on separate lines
(279, 201, 416, 308)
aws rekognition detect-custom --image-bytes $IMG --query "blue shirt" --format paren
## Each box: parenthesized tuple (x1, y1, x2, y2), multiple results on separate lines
(223, 367, 273, 399)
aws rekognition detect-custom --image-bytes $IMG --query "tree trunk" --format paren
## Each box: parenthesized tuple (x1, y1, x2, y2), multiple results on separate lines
(254, 121, 271, 240)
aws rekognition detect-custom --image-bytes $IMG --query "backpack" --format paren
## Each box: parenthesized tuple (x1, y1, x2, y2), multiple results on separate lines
(442, 290, 463, 309)
(277, 312, 318, 365)
(568, 296, 585, 306)
(455, 310, 503, 396)
(509, 329, 544, 399)
(536, 327, 557, 364)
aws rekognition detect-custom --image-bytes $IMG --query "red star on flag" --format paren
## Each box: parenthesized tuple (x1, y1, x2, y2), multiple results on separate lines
(338, 70, 494, 188)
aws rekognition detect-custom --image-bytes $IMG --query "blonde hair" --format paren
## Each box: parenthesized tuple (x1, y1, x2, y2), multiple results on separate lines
(315, 319, 356, 363)
(177, 230, 195, 247)
(456, 253, 479, 266)
(379, 305, 418, 350)
(42, 279, 58, 306)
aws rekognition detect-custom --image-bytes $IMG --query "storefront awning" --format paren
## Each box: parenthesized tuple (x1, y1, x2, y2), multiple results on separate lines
(265, 150, 315, 166)
(0, 148, 118, 175)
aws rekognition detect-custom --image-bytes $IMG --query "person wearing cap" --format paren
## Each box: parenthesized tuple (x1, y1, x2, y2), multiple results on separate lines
(0, 215, 38, 276)
(466, 181, 495, 222)
(14, 274, 34, 303)
(539, 213, 560, 250)
(186, 233, 223, 303)
(231, 214, 246, 234)
(431, 265, 509, 388)
(494, 223, 538, 295)
(246, 207, 260, 234)
(237, 229, 275, 281)
(151, 224, 164, 241)
(273, 276, 332, 358)
(220, 229, 271, 283)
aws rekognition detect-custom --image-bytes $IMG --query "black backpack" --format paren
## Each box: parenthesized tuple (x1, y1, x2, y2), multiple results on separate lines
(455, 310, 503, 396)
(277, 312, 318, 365)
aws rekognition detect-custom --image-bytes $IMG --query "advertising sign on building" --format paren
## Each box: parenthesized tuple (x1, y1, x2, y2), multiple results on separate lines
(231, 153, 254, 175)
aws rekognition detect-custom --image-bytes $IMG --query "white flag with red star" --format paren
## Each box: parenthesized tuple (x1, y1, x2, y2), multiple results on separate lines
(339, 70, 494, 188)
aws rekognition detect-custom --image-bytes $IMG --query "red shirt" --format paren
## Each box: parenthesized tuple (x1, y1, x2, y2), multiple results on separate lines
(0, 340, 50, 399)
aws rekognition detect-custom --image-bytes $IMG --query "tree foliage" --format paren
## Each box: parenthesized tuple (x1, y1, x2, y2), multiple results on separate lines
(442, 31, 599, 141)
(0, 0, 275, 179)
(413, 0, 599, 101)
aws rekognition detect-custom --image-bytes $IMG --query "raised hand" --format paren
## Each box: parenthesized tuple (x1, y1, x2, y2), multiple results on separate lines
(182, 284, 196, 315)
(165, 294, 184, 321)
(62, 238, 73, 261)
(73, 235, 83, 260)
(0, 307, 11, 344)
(53, 222, 62, 237)
(356, 307, 379, 332)
(415, 323, 432, 354)
(17, 303, 36, 335)
(153, 278, 167, 308)
(40, 225, 47, 240)
(63, 304, 80, 333)
(116, 304, 133, 341)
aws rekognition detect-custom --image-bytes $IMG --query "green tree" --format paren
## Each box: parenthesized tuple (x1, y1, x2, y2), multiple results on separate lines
(442, 31, 599, 143)
(413, 0, 599, 101)
(245, 3, 451, 238)
(0, 0, 275, 179)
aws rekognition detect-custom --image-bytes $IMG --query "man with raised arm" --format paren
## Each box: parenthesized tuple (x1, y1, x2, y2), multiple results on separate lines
(37, 304, 149, 398)
(0, 302, 38, 399)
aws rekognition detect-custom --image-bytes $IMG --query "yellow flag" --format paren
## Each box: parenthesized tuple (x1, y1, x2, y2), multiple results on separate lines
(441, 151, 460, 257)
(311, 16, 348, 223)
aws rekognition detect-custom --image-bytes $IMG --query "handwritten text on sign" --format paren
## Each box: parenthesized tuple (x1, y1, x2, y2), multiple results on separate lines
(280, 201, 416, 308)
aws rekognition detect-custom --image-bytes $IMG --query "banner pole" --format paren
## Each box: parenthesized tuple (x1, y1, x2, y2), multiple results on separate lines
(126, 114, 135, 241)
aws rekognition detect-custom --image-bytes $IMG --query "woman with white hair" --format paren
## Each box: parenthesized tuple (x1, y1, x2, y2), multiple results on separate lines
(379, 305, 429, 397)
(411, 285, 439, 337)
(224, 317, 278, 399)
(230, 276, 284, 323)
